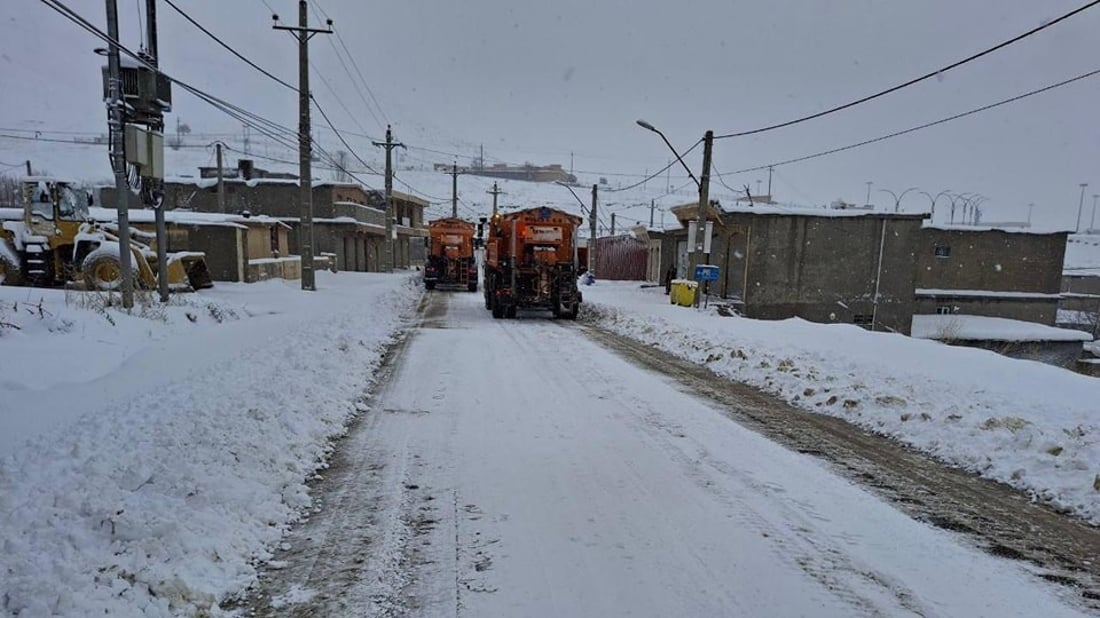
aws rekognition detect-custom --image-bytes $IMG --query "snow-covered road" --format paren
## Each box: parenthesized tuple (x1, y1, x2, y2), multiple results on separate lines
(247, 290, 1089, 617)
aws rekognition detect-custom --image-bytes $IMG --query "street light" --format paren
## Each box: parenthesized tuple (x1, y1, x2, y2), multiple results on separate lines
(918, 190, 952, 224)
(968, 196, 989, 224)
(878, 186, 919, 212)
(636, 120, 714, 306)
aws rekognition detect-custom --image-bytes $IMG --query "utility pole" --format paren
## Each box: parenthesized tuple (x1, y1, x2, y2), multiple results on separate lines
(865, 181, 873, 207)
(372, 124, 403, 271)
(104, 0, 135, 308)
(693, 130, 714, 276)
(215, 142, 225, 213)
(1077, 183, 1089, 232)
(589, 184, 598, 274)
(611, 213, 616, 235)
(24, 160, 31, 177)
(650, 199, 655, 227)
(1027, 203, 1035, 226)
(451, 161, 458, 218)
(1091, 194, 1099, 232)
(145, 0, 170, 303)
(767, 165, 773, 199)
(487, 182, 503, 217)
(274, 2, 332, 290)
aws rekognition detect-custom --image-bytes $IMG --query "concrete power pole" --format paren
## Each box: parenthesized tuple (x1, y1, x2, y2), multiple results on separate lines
(144, 0, 170, 303)
(104, 0, 135, 308)
(610, 213, 616, 236)
(274, 1, 331, 290)
(372, 124, 403, 271)
(767, 165, 773, 199)
(487, 182, 503, 217)
(451, 161, 458, 218)
(589, 184, 598, 274)
(1076, 183, 1089, 233)
(215, 142, 225, 213)
(24, 160, 31, 177)
(692, 130, 714, 279)
(650, 199, 655, 228)
(1092, 194, 1099, 232)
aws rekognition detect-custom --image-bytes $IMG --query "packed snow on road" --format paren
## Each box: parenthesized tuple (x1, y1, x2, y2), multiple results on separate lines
(582, 281, 1100, 524)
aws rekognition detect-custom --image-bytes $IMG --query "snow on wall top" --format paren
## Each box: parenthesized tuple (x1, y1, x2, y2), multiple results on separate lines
(1064, 234, 1100, 275)
(911, 314, 1092, 342)
(717, 203, 929, 219)
(915, 288, 1062, 300)
(923, 223, 1072, 235)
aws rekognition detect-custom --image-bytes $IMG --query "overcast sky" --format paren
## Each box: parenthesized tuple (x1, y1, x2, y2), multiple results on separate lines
(2, 0, 1099, 227)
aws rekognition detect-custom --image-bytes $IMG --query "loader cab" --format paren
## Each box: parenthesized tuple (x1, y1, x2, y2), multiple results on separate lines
(23, 180, 91, 226)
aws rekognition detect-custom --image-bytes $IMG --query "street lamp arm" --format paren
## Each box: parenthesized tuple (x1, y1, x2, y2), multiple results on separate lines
(636, 119, 700, 188)
(555, 180, 589, 215)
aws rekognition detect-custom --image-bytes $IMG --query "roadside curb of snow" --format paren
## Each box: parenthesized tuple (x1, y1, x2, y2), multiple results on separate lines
(0, 275, 425, 616)
(580, 302, 1100, 525)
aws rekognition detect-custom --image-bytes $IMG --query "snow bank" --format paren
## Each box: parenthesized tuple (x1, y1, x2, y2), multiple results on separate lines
(0, 273, 422, 616)
(580, 283, 1100, 524)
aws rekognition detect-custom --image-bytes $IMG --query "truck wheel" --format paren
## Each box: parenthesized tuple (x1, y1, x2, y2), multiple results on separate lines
(425, 280, 436, 290)
(566, 303, 579, 320)
(467, 281, 478, 293)
(484, 290, 491, 309)
(83, 252, 124, 291)
(491, 299, 503, 319)
(505, 305, 517, 319)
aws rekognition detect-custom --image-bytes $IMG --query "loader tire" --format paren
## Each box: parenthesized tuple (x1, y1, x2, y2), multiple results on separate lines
(468, 281, 478, 293)
(0, 254, 21, 286)
(83, 252, 124, 291)
(491, 297, 503, 319)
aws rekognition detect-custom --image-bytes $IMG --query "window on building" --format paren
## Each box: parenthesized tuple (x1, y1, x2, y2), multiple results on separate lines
(934, 245, 950, 258)
(853, 314, 874, 327)
(936, 305, 953, 315)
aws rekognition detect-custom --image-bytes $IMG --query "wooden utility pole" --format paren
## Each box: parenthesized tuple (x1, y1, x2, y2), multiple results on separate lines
(24, 160, 31, 177)
(274, 1, 331, 290)
(487, 182, 503, 217)
(451, 162, 458, 218)
(215, 142, 225, 213)
(589, 184, 598, 273)
(610, 213, 616, 235)
(767, 165, 773, 199)
(372, 124, 403, 271)
(649, 199, 655, 227)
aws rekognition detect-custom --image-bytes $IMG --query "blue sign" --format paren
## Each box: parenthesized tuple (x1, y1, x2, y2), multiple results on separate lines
(695, 265, 719, 282)
(538, 207, 552, 220)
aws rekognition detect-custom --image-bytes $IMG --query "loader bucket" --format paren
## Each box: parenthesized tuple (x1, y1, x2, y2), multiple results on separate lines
(174, 252, 214, 290)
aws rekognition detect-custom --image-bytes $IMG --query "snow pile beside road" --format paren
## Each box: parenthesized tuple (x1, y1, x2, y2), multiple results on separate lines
(0, 273, 421, 616)
(581, 283, 1100, 524)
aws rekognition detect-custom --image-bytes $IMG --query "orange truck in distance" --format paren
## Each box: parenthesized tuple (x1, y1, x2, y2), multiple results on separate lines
(424, 217, 478, 292)
(483, 206, 583, 320)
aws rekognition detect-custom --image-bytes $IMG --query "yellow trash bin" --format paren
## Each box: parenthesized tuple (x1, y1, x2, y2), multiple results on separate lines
(669, 279, 698, 307)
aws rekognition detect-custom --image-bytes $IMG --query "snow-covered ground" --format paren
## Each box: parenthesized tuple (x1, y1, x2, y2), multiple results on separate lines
(0, 272, 421, 616)
(248, 291, 1090, 617)
(581, 282, 1100, 524)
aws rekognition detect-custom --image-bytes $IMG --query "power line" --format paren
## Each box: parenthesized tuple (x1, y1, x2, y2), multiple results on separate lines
(162, 0, 296, 91)
(717, 66, 1100, 176)
(37, 0, 371, 192)
(607, 139, 703, 193)
(308, 3, 385, 131)
(714, 0, 1100, 140)
(311, 1, 389, 126)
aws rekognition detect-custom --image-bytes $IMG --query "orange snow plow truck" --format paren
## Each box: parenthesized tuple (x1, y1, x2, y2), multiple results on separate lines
(483, 206, 582, 320)
(424, 217, 478, 292)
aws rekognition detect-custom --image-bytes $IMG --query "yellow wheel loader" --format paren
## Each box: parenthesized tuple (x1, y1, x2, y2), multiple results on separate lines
(0, 179, 212, 291)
